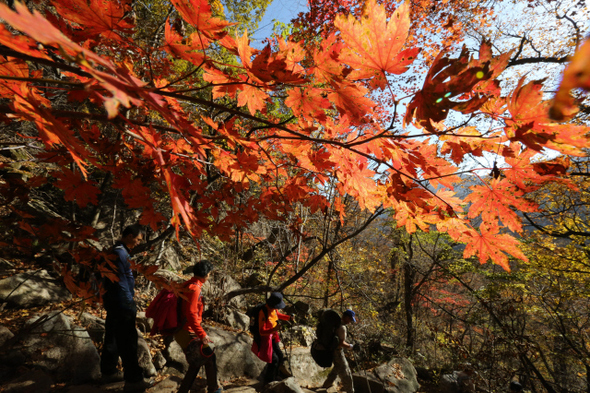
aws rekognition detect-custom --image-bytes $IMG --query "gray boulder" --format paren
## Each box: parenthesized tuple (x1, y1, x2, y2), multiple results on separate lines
(137, 311, 153, 335)
(440, 370, 474, 393)
(154, 269, 185, 284)
(76, 311, 156, 377)
(138, 331, 157, 377)
(20, 311, 101, 383)
(153, 350, 167, 370)
(2, 369, 53, 393)
(263, 377, 305, 393)
(282, 325, 315, 347)
(0, 269, 71, 308)
(0, 257, 14, 272)
(209, 325, 266, 380)
(286, 346, 328, 388)
(226, 309, 250, 331)
(150, 377, 181, 393)
(161, 246, 182, 271)
(164, 339, 189, 373)
(225, 386, 259, 393)
(0, 324, 14, 346)
(0, 324, 26, 370)
(353, 358, 419, 393)
(203, 271, 246, 309)
(161, 326, 327, 386)
(77, 312, 105, 345)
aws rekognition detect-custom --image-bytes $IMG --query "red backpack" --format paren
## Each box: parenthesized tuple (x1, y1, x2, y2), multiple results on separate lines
(146, 288, 185, 335)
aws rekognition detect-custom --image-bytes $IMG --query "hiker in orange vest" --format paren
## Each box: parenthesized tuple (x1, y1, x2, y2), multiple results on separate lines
(174, 260, 222, 393)
(253, 292, 293, 384)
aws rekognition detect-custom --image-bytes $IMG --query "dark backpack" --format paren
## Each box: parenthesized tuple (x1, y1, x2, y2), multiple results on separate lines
(311, 309, 342, 367)
(146, 288, 185, 335)
(246, 303, 269, 346)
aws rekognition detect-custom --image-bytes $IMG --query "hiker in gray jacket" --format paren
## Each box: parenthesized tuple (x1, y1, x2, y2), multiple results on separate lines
(322, 309, 357, 393)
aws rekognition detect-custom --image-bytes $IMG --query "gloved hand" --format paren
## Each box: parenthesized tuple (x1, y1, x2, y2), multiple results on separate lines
(352, 343, 361, 352)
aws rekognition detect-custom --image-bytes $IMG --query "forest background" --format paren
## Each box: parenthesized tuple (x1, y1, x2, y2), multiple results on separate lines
(0, 0, 589, 391)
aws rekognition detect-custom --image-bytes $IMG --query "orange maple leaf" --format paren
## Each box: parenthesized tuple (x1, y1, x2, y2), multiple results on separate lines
(465, 178, 537, 234)
(335, 1, 419, 88)
(327, 81, 375, 123)
(162, 21, 206, 66)
(550, 37, 590, 121)
(463, 223, 528, 271)
(285, 87, 330, 122)
(237, 83, 268, 115)
(505, 78, 590, 156)
(169, 0, 231, 41)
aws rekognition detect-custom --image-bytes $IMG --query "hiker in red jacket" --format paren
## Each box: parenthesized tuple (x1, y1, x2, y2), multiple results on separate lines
(253, 292, 293, 384)
(174, 260, 222, 393)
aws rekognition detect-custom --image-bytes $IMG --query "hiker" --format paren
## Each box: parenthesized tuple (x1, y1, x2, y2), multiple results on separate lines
(321, 309, 357, 393)
(252, 292, 294, 384)
(100, 224, 154, 392)
(174, 260, 222, 393)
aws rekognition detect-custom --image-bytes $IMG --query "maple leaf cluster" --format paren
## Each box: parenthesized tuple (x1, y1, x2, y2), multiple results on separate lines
(0, 0, 587, 292)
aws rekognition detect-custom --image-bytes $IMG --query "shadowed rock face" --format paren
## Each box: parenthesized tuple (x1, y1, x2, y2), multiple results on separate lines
(20, 311, 101, 384)
(0, 269, 71, 309)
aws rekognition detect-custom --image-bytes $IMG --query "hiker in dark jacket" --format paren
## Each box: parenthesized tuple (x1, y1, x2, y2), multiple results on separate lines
(322, 309, 357, 393)
(101, 224, 153, 392)
(175, 260, 222, 393)
(254, 292, 293, 384)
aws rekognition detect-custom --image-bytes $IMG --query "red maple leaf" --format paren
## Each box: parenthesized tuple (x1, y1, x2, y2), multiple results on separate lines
(0, 24, 51, 60)
(405, 41, 509, 133)
(52, 0, 134, 41)
(53, 168, 100, 208)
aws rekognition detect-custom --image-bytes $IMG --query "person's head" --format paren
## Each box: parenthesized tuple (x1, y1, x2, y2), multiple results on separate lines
(121, 224, 144, 249)
(342, 309, 356, 324)
(193, 260, 215, 282)
(266, 292, 286, 309)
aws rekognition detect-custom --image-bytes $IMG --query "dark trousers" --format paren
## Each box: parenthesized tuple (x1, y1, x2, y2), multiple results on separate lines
(265, 341, 284, 383)
(178, 353, 219, 393)
(100, 307, 143, 383)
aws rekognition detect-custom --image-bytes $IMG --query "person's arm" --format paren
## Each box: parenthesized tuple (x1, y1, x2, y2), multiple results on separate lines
(336, 326, 353, 350)
(276, 311, 292, 321)
(185, 284, 208, 340)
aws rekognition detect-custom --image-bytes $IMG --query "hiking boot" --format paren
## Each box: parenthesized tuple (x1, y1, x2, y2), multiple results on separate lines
(124, 378, 155, 392)
(100, 370, 124, 384)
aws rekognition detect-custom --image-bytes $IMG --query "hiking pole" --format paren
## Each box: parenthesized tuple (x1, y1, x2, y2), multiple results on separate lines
(287, 316, 295, 377)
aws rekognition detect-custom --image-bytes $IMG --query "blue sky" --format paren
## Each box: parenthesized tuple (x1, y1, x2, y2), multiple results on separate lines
(250, 0, 309, 46)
